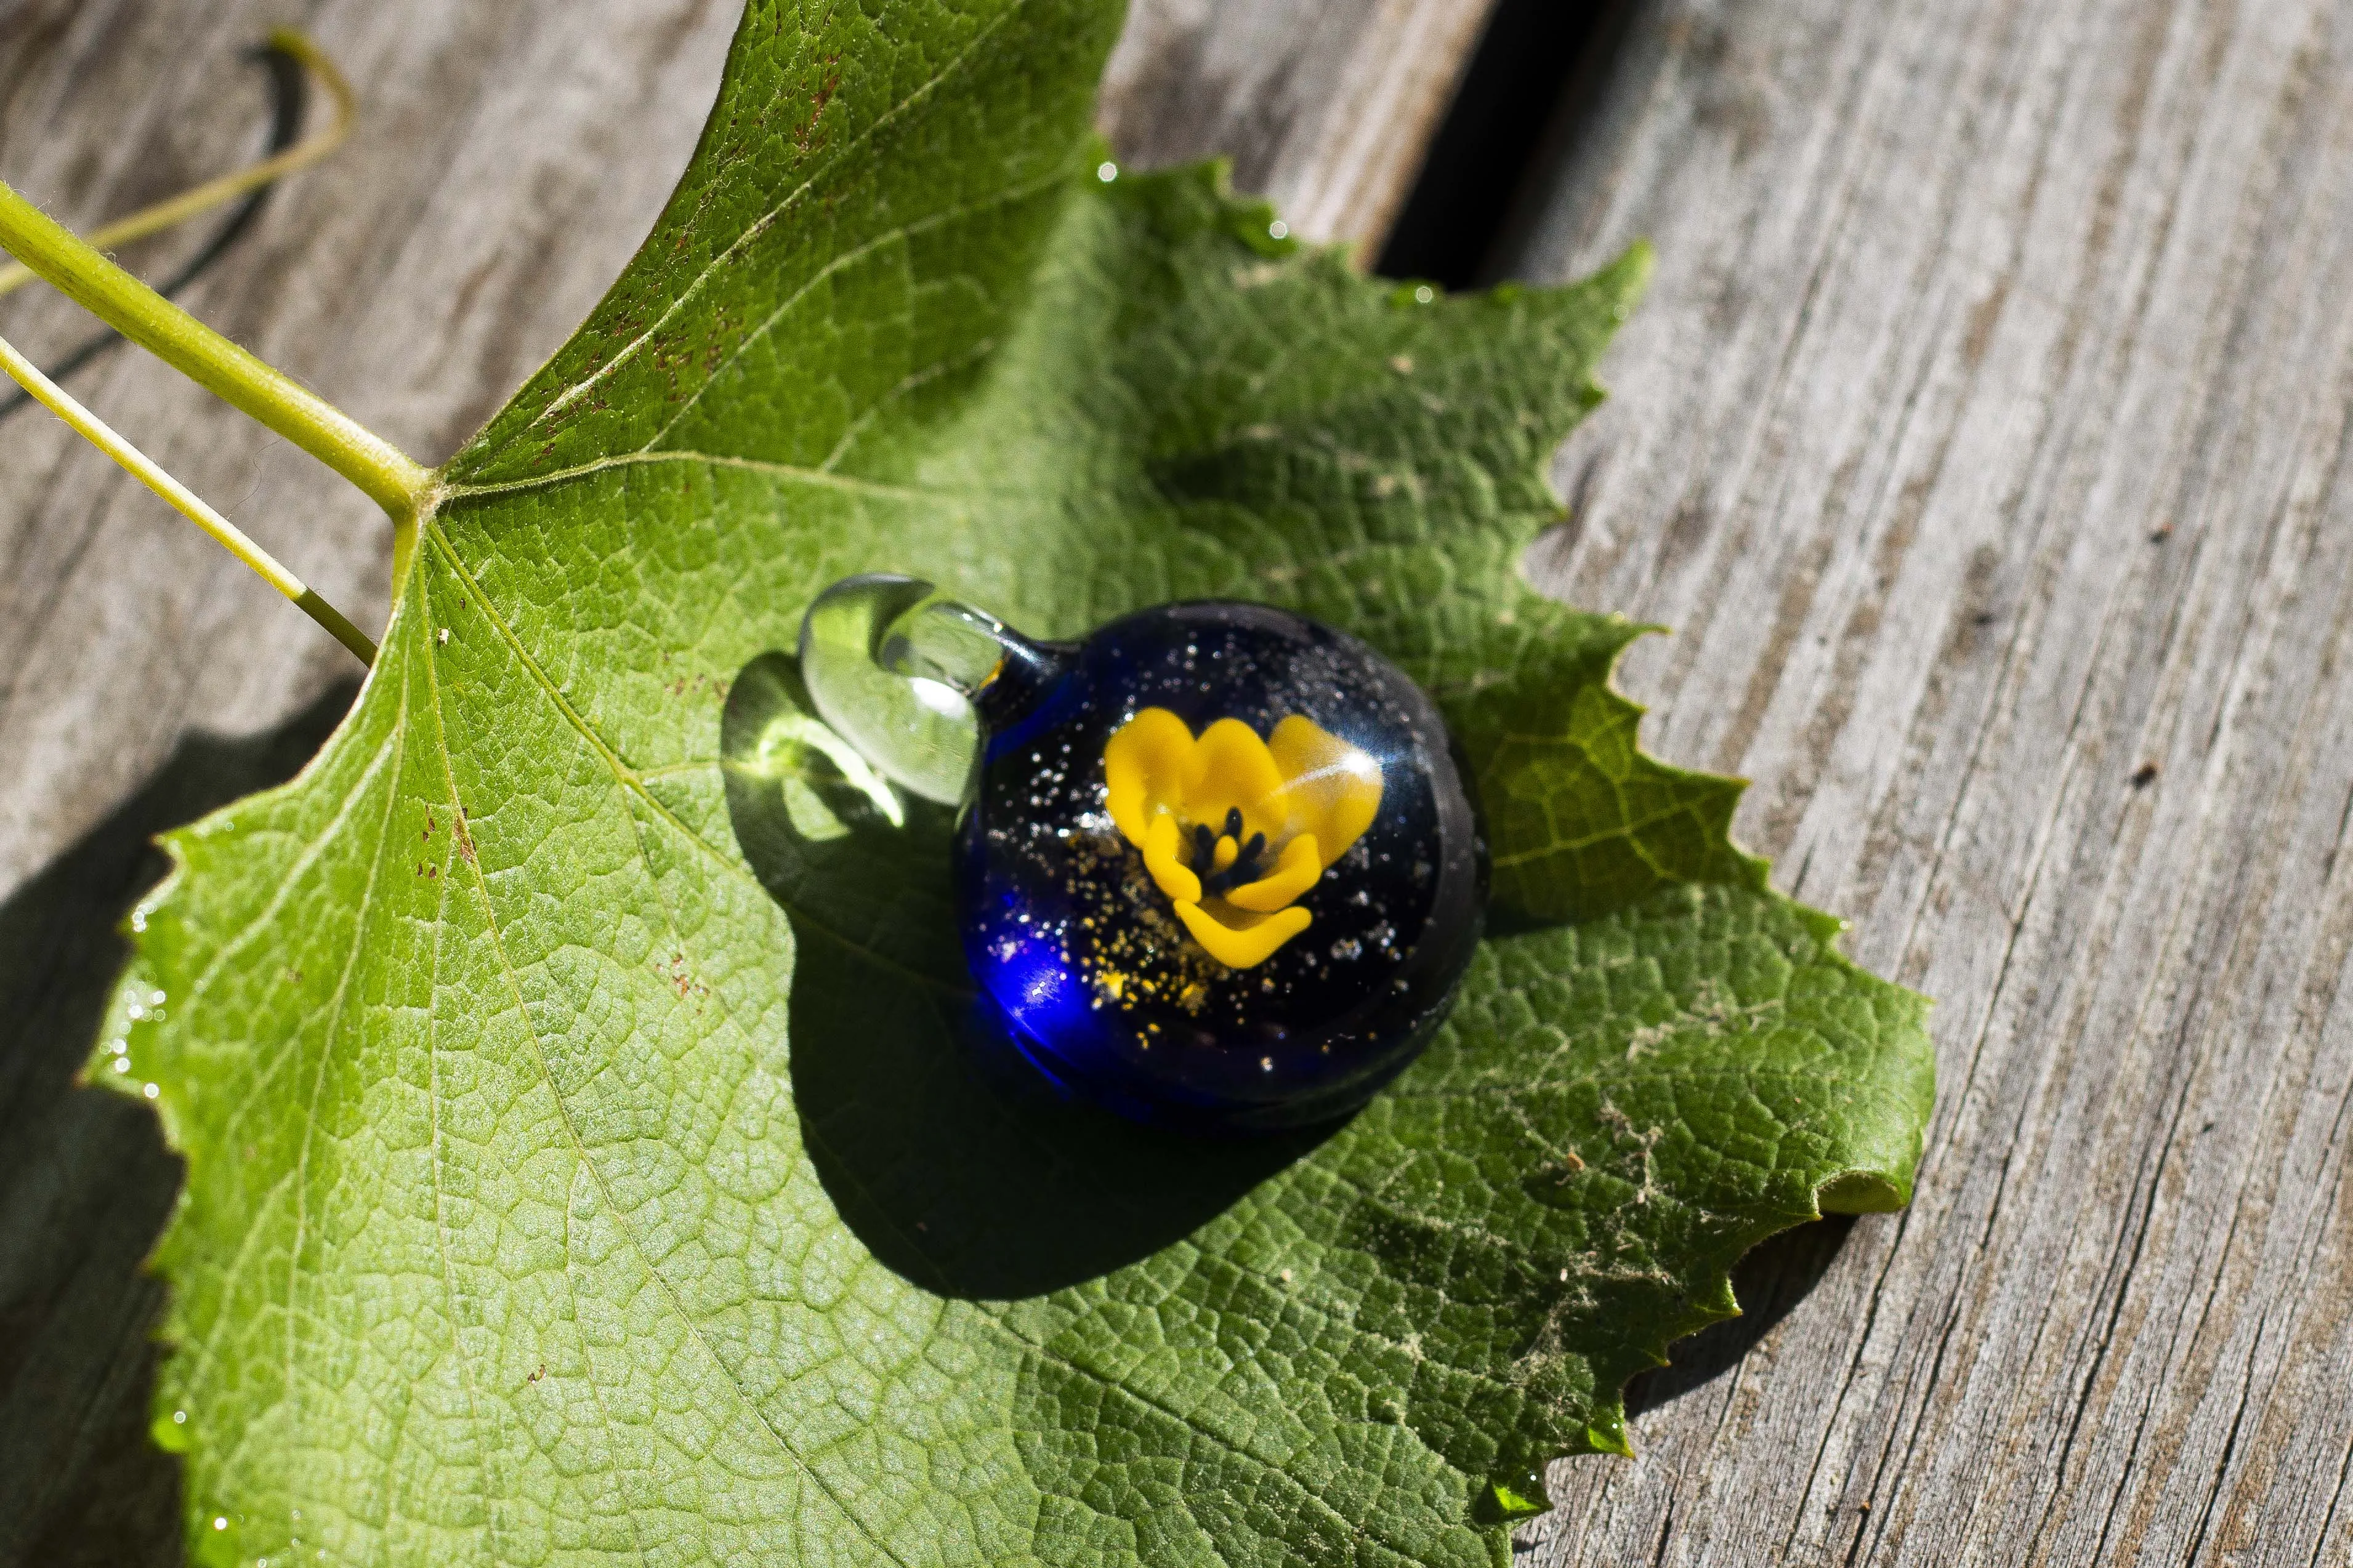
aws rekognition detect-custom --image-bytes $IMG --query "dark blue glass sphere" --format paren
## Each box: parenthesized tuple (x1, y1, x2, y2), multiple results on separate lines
(957, 602, 1487, 1133)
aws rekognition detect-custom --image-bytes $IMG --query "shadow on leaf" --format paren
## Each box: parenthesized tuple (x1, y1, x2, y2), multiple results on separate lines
(722, 651, 1338, 1300)
(0, 678, 359, 1567)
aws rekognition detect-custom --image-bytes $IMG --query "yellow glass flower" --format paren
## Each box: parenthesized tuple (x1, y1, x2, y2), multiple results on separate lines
(1102, 707, 1384, 967)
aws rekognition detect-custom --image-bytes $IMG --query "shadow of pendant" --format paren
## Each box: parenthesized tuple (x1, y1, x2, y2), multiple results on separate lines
(0, 677, 360, 1567)
(721, 650, 1341, 1301)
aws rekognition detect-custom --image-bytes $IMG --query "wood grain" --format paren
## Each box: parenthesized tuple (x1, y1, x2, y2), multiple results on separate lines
(1508, 1, 2353, 1563)
(1100, 0, 1496, 250)
(27, 1, 2335, 1564)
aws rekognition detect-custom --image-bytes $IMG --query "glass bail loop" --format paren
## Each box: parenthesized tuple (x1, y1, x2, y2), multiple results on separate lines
(797, 574, 1047, 805)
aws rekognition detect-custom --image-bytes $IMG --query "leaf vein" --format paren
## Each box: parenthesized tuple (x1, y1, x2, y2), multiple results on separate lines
(482, 0, 1043, 465)
(421, 539, 919, 1568)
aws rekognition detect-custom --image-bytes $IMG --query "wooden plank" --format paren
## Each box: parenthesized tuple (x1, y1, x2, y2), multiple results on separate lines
(1100, 0, 1496, 250)
(1506, 1, 2353, 1563)
(0, 1, 1498, 1558)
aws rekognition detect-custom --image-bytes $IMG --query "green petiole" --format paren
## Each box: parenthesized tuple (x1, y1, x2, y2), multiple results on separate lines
(0, 179, 430, 520)
(0, 330, 378, 665)
(0, 50, 435, 667)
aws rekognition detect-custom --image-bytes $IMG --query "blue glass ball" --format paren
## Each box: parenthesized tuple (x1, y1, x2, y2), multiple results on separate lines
(957, 602, 1487, 1133)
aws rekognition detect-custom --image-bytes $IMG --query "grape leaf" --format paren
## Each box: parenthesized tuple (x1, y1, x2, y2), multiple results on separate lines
(95, 1, 1934, 1564)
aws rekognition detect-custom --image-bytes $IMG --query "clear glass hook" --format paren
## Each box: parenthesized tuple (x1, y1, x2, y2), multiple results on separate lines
(797, 574, 1047, 805)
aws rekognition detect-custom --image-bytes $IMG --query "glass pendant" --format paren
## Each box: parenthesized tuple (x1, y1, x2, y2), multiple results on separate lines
(799, 576, 1487, 1134)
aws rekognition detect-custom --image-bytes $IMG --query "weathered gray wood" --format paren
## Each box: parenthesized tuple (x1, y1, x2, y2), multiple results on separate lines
(1100, 0, 1496, 249)
(39, 2, 2342, 1565)
(0, 1, 1496, 1559)
(1509, 1, 2353, 1563)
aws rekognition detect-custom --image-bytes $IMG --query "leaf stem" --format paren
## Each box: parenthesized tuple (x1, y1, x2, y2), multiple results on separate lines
(0, 329, 377, 665)
(0, 179, 430, 521)
(0, 29, 356, 304)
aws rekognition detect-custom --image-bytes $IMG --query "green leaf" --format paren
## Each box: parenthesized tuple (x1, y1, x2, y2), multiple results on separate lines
(98, 1, 1934, 1563)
